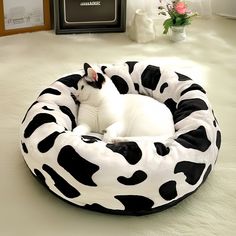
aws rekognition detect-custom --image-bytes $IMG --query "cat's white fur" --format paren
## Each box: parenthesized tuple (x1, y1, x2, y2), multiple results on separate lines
(73, 64, 175, 143)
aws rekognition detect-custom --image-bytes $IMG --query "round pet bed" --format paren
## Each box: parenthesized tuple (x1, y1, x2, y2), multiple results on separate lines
(20, 61, 221, 215)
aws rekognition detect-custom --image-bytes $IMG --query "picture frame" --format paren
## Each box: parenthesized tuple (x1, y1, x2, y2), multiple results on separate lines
(0, 0, 51, 36)
(54, 0, 126, 34)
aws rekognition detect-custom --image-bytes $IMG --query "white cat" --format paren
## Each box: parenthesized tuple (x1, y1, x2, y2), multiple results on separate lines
(73, 63, 175, 143)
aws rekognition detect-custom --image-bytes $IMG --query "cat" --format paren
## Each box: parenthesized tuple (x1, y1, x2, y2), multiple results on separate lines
(73, 63, 175, 143)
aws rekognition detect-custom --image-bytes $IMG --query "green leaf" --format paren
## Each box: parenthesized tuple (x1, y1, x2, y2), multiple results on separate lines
(184, 18, 191, 25)
(163, 18, 173, 34)
(175, 17, 182, 26)
(163, 27, 169, 34)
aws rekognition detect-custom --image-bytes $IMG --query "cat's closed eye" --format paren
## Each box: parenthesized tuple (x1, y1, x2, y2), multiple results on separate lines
(81, 85, 84, 90)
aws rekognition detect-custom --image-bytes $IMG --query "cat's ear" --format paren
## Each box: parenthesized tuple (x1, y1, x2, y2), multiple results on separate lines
(84, 63, 98, 82)
(83, 63, 105, 89)
(88, 68, 98, 82)
(84, 63, 91, 75)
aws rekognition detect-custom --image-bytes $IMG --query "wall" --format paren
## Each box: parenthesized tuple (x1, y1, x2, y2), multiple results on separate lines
(211, 0, 236, 17)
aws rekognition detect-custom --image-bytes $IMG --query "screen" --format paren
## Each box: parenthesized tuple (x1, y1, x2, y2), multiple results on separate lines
(63, 0, 117, 25)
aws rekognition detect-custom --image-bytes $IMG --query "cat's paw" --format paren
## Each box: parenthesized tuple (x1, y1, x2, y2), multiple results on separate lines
(102, 122, 124, 143)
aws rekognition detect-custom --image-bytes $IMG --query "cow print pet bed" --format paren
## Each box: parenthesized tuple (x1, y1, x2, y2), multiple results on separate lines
(20, 61, 221, 215)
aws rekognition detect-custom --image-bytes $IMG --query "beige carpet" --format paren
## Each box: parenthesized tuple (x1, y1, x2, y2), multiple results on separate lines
(0, 16, 235, 235)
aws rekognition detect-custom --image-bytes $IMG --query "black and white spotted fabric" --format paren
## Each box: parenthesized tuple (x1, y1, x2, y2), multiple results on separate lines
(20, 61, 221, 215)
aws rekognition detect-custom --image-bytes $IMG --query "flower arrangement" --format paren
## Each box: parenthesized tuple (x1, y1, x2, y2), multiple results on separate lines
(158, 0, 197, 34)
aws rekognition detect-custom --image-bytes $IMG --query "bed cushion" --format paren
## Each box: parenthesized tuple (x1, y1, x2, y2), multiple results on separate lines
(20, 61, 221, 215)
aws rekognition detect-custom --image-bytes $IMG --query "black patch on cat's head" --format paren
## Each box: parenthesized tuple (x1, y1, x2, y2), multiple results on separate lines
(87, 73, 105, 89)
(83, 63, 105, 89)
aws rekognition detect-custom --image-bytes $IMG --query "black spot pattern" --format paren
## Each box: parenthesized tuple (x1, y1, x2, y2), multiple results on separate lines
(213, 120, 217, 127)
(39, 88, 61, 97)
(164, 98, 177, 115)
(176, 72, 192, 81)
(114, 195, 154, 213)
(42, 106, 54, 111)
(159, 181, 177, 201)
(21, 142, 28, 154)
(58, 145, 99, 186)
(216, 131, 221, 149)
(175, 126, 211, 152)
(134, 83, 139, 92)
(117, 170, 147, 185)
(38, 131, 64, 153)
(106, 142, 142, 165)
(34, 169, 46, 186)
(111, 75, 129, 94)
(154, 142, 170, 156)
(24, 113, 56, 138)
(22, 101, 38, 123)
(180, 83, 206, 96)
(42, 164, 80, 198)
(59, 106, 77, 129)
(160, 82, 168, 94)
(141, 65, 161, 90)
(126, 61, 138, 74)
(174, 98, 208, 124)
(174, 161, 206, 185)
(101, 66, 107, 74)
(85, 203, 111, 214)
(58, 74, 82, 90)
(81, 135, 101, 143)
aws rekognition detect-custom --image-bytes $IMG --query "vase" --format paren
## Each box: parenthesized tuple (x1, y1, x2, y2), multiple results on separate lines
(128, 9, 155, 43)
(170, 26, 186, 42)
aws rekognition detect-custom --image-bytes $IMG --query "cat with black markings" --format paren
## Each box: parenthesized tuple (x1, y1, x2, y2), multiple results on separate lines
(73, 63, 175, 143)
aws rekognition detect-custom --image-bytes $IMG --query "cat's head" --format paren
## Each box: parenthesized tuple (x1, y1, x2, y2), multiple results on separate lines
(76, 63, 116, 106)
(82, 63, 105, 89)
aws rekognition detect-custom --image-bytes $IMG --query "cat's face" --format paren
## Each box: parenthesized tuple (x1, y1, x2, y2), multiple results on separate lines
(76, 63, 106, 106)
(76, 63, 121, 106)
(77, 78, 105, 105)
(77, 78, 91, 103)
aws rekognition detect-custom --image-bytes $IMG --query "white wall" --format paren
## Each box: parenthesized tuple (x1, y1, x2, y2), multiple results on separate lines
(126, 0, 236, 23)
(211, 0, 236, 17)
(183, 0, 236, 17)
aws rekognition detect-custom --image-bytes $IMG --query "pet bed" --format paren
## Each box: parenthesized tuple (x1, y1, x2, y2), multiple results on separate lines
(20, 61, 221, 215)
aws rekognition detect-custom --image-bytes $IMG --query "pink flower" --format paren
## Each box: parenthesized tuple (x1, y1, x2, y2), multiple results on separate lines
(174, 2, 187, 14)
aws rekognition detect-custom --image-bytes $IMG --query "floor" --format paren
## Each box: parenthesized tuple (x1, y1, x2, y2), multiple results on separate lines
(0, 16, 235, 235)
